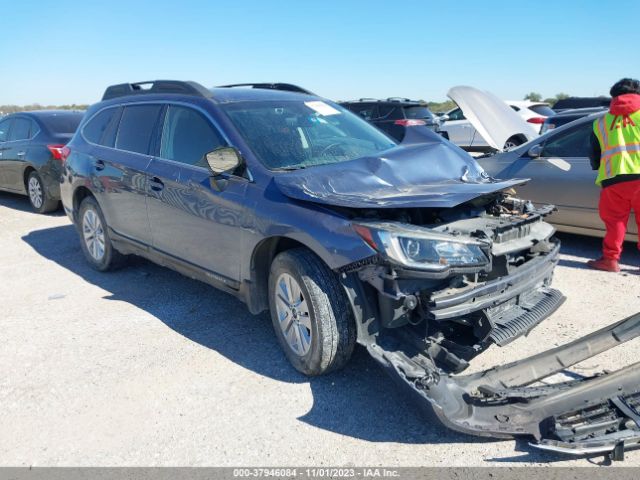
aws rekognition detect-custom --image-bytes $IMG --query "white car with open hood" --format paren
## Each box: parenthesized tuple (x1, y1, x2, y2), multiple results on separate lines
(439, 86, 539, 152)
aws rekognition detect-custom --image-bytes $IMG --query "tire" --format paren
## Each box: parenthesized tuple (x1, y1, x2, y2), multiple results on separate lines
(268, 248, 356, 376)
(27, 171, 58, 214)
(77, 196, 125, 271)
(503, 136, 524, 151)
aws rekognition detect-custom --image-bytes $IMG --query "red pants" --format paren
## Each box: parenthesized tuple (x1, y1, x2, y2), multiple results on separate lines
(599, 179, 640, 260)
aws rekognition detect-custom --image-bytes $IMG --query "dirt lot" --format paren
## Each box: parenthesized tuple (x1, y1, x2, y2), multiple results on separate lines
(1, 190, 639, 467)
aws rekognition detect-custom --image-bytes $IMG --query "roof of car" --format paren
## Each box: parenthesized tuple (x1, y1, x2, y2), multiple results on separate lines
(507, 100, 550, 107)
(551, 106, 607, 117)
(99, 80, 321, 106)
(209, 87, 319, 103)
(341, 98, 428, 106)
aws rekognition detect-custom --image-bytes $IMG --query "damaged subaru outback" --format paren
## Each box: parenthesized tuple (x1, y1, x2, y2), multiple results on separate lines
(60, 81, 640, 459)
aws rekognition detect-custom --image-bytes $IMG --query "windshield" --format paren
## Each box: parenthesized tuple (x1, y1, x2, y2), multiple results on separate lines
(530, 104, 555, 116)
(222, 100, 396, 170)
(41, 113, 84, 134)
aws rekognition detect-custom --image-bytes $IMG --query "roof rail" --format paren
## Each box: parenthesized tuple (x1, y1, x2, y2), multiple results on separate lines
(386, 97, 413, 102)
(216, 83, 314, 95)
(357, 97, 378, 102)
(102, 80, 212, 101)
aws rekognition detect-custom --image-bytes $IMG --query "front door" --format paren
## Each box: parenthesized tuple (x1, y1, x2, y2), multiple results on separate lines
(442, 108, 473, 147)
(146, 104, 247, 283)
(489, 122, 616, 233)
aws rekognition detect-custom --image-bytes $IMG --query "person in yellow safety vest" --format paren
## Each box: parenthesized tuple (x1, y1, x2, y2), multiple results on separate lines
(587, 78, 640, 272)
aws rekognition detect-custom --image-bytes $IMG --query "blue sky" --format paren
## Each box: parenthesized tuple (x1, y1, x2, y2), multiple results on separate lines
(1, 0, 638, 105)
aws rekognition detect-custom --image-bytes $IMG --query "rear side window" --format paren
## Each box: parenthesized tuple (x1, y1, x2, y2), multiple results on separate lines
(347, 104, 377, 121)
(160, 106, 225, 166)
(377, 105, 400, 120)
(0, 119, 11, 142)
(403, 106, 434, 120)
(84, 108, 120, 146)
(116, 105, 162, 155)
(9, 118, 32, 141)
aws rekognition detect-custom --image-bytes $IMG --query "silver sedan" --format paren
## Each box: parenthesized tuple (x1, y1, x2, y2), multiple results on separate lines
(477, 112, 638, 241)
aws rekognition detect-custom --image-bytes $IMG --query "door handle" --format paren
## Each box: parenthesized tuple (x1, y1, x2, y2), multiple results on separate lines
(149, 176, 164, 191)
(17, 151, 26, 156)
(95, 159, 105, 171)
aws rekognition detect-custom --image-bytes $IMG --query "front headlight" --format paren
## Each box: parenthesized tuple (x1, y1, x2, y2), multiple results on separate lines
(354, 222, 489, 271)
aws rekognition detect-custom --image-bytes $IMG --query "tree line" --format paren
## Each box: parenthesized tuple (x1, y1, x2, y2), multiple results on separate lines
(0, 104, 88, 115)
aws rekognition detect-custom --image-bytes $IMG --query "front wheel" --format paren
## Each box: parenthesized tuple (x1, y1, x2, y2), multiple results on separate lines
(268, 248, 356, 376)
(503, 136, 525, 151)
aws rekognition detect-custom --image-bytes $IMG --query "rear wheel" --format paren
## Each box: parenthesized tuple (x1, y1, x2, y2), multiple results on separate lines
(77, 196, 125, 271)
(268, 248, 356, 376)
(27, 171, 58, 213)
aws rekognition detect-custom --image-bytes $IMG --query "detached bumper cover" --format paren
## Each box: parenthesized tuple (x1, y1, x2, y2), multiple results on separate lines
(368, 311, 640, 457)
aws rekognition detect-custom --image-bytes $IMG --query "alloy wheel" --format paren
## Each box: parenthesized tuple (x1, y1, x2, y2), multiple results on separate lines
(82, 208, 106, 261)
(28, 176, 43, 209)
(274, 273, 312, 356)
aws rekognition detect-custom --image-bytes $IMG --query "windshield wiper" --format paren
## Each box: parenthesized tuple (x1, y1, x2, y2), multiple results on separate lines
(275, 165, 307, 171)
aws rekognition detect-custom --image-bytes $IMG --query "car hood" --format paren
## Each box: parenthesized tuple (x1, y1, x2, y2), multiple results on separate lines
(447, 86, 539, 150)
(273, 128, 526, 209)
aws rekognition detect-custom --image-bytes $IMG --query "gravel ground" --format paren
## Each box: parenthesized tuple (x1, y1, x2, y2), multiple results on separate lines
(0, 190, 639, 467)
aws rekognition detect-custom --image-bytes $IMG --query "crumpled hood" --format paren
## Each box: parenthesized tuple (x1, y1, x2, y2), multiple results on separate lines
(274, 128, 526, 209)
(447, 86, 538, 150)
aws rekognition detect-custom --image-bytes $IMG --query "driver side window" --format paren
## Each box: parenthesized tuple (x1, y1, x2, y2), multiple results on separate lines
(160, 106, 225, 167)
(541, 124, 592, 157)
(447, 108, 466, 121)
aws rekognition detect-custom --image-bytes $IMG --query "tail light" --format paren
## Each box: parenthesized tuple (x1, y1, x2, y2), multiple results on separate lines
(47, 144, 65, 160)
(526, 117, 546, 124)
(47, 144, 71, 162)
(394, 119, 427, 127)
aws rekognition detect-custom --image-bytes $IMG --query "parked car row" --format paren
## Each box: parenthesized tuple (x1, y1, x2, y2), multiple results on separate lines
(1, 80, 635, 458)
(0, 111, 83, 212)
(340, 97, 439, 141)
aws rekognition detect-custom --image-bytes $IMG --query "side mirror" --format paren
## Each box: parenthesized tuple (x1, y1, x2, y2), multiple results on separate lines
(205, 147, 244, 191)
(206, 147, 243, 175)
(527, 144, 543, 158)
(439, 114, 450, 122)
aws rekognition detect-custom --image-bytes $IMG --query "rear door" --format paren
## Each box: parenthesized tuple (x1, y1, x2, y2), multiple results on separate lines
(82, 104, 157, 246)
(146, 104, 248, 283)
(0, 118, 14, 189)
(3, 117, 36, 191)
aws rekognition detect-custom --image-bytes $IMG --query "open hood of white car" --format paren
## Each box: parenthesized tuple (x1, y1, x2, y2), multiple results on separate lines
(447, 86, 539, 150)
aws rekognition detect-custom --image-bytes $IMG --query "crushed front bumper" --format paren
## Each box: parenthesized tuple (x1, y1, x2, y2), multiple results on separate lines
(427, 240, 563, 346)
(367, 311, 640, 459)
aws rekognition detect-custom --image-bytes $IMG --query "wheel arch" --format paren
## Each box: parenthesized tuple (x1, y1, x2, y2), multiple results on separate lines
(22, 165, 36, 192)
(246, 236, 325, 315)
(504, 134, 528, 149)
(72, 186, 97, 223)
